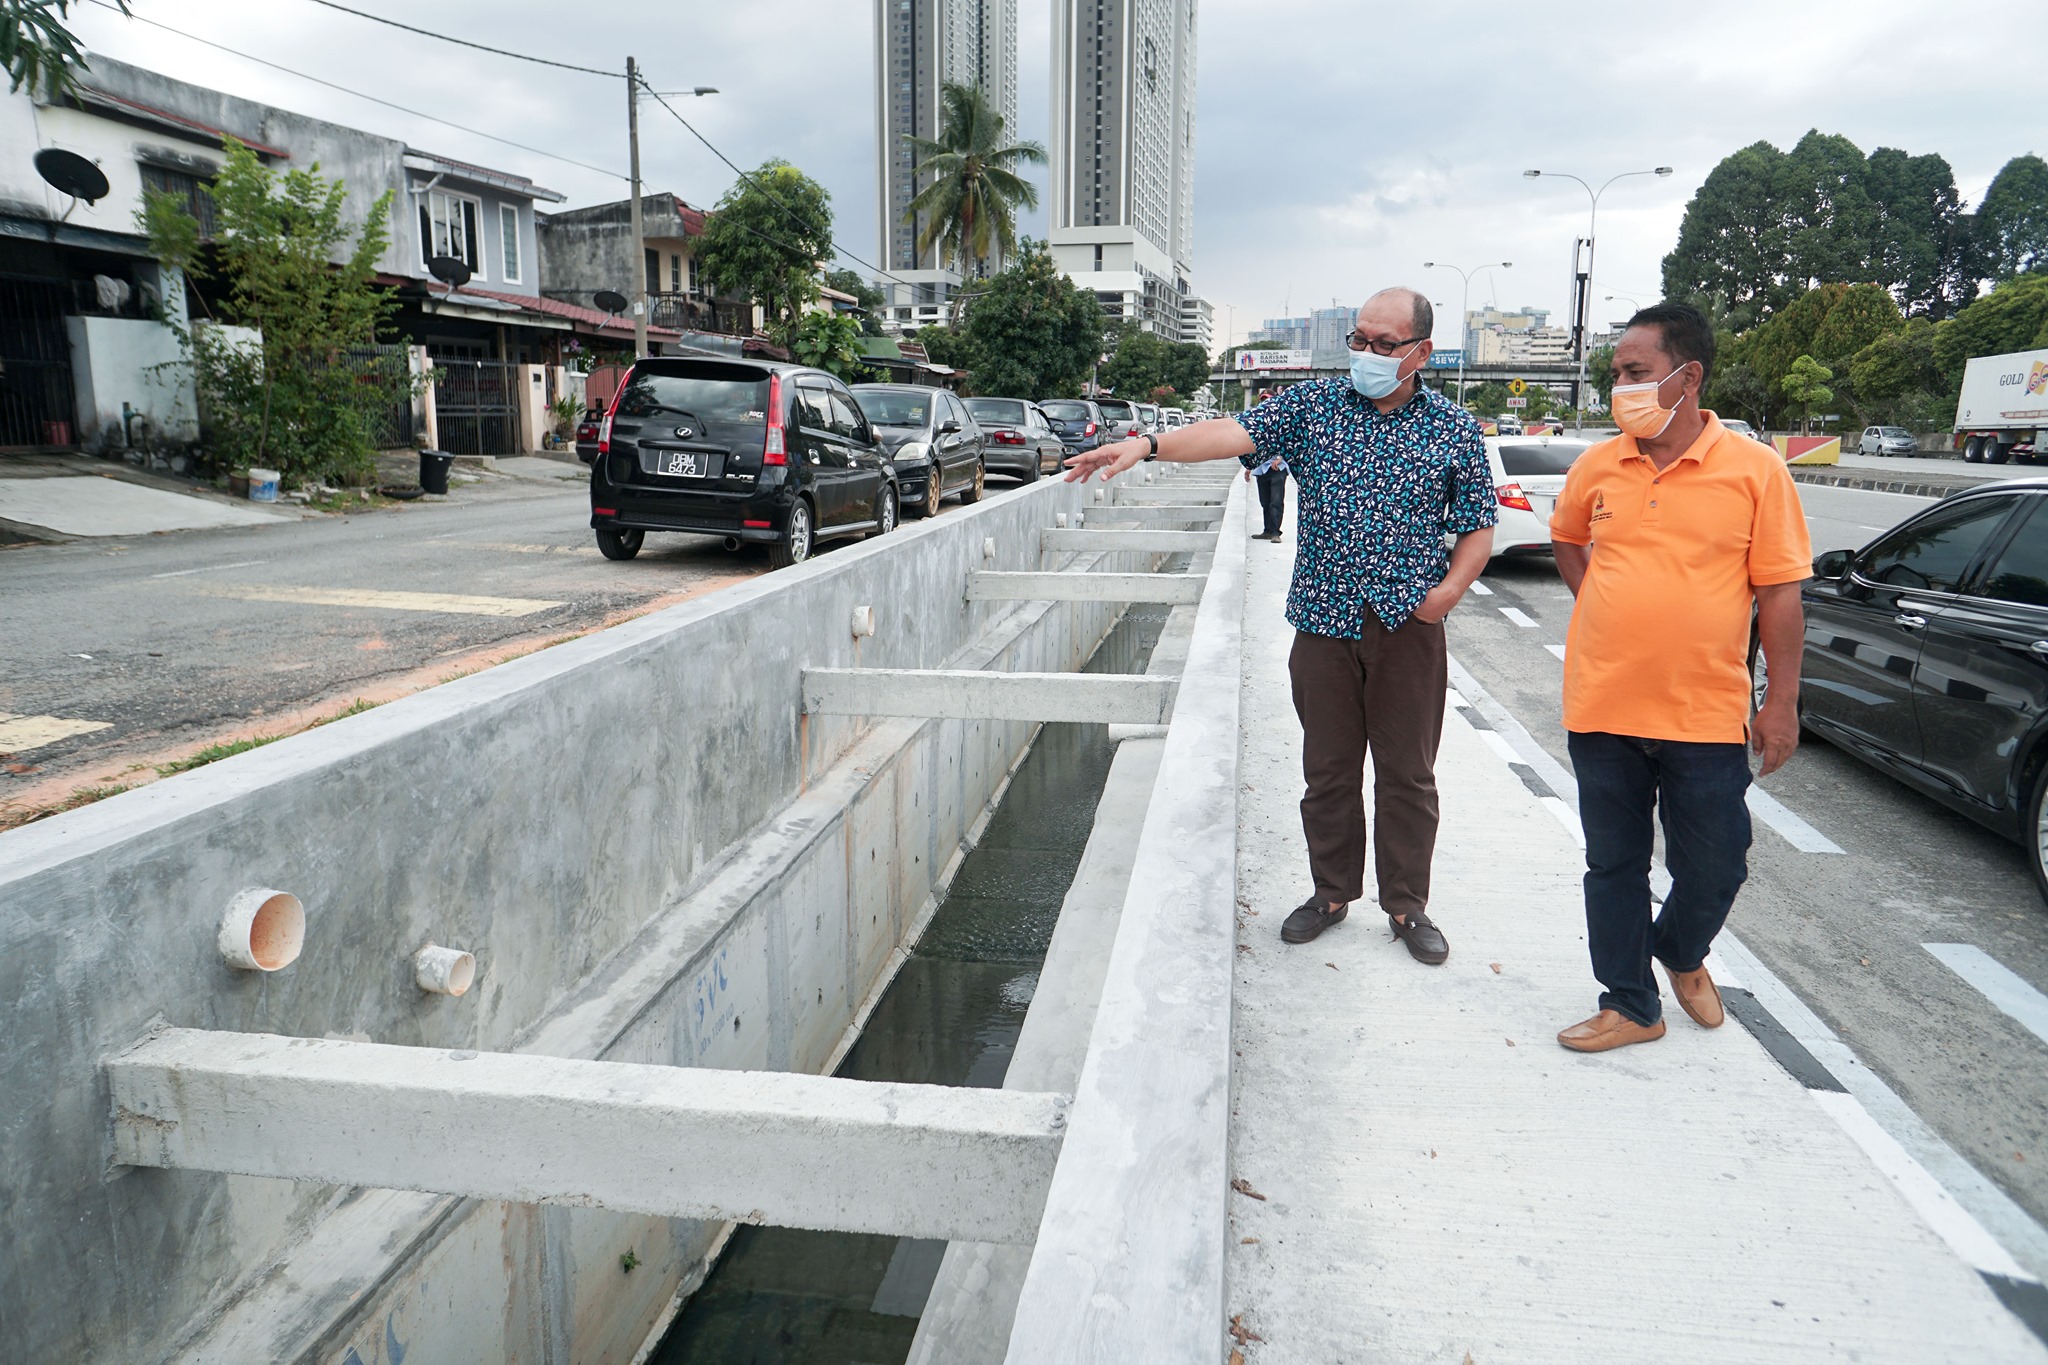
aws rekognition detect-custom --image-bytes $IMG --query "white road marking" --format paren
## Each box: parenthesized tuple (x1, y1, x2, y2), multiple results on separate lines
(1499, 606, 1539, 628)
(1446, 687, 1468, 709)
(0, 712, 113, 751)
(1475, 728, 1521, 763)
(1544, 643, 1567, 661)
(1923, 944, 2048, 1050)
(1746, 785, 1845, 854)
(192, 584, 564, 618)
(1467, 581, 1494, 596)
(149, 559, 268, 579)
(1810, 1089, 2034, 1281)
(456, 541, 598, 557)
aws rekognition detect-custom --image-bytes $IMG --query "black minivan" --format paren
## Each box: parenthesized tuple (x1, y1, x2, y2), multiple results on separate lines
(589, 358, 897, 568)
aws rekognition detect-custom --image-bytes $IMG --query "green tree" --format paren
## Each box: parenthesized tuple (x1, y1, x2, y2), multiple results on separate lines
(957, 238, 1104, 398)
(141, 137, 416, 485)
(1706, 360, 1773, 431)
(1097, 323, 1169, 399)
(1782, 130, 1881, 293)
(822, 267, 886, 336)
(1810, 282, 1904, 367)
(1663, 140, 1795, 330)
(787, 309, 867, 382)
(696, 160, 834, 340)
(1588, 345, 1616, 404)
(903, 82, 1046, 293)
(1864, 147, 1973, 317)
(2, 0, 126, 98)
(1976, 154, 2048, 281)
(1780, 354, 1834, 434)
(1846, 317, 1945, 427)
(1930, 271, 2048, 390)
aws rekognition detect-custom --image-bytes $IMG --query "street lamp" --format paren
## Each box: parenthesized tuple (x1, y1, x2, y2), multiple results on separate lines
(1422, 260, 1510, 407)
(625, 79, 719, 358)
(1524, 165, 1673, 431)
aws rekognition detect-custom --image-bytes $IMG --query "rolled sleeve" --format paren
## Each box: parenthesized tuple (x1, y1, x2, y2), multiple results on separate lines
(1235, 383, 1313, 471)
(1749, 461, 1814, 585)
(1550, 460, 1595, 546)
(1443, 421, 1498, 533)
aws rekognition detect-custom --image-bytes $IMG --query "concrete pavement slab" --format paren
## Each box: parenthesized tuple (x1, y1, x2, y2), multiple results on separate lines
(0, 475, 289, 536)
(1226, 506, 2047, 1363)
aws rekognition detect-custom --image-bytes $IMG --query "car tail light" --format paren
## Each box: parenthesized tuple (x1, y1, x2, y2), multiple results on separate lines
(1497, 482, 1533, 512)
(597, 369, 629, 455)
(593, 506, 618, 516)
(763, 372, 787, 465)
(742, 518, 771, 529)
(1084, 422, 1097, 436)
(990, 430, 1025, 445)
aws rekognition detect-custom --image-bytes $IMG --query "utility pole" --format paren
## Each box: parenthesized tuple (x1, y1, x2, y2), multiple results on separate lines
(627, 55, 647, 359)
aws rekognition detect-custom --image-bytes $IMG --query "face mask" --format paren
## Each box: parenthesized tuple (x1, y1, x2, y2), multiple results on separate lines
(1610, 363, 1694, 439)
(1349, 346, 1412, 400)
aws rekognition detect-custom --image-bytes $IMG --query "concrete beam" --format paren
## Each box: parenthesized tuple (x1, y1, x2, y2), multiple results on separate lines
(967, 572, 1205, 604)
(1112, 486, 1226, 505)
(804, 669, 1177, 725)
(1039, 528, 1215, 554)
(1082, 504, 1224, 526)
(109, 1029, 1064, 1245)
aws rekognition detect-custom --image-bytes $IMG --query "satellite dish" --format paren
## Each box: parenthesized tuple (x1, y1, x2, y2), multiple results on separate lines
(35, 148, 109, 204)
(426, 255, 473, 290)
(593, 289, 628, 316)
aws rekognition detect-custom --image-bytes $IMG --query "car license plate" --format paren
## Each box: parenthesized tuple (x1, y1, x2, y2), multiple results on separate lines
(657, 449, 707, 478)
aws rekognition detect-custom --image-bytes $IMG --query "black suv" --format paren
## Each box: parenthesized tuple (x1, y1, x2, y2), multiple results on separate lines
(1799, 479, 2048, 896)
(850, 384, 986, 519)
(589, 358, 897, 568)
(1038, 398, 1106, 459)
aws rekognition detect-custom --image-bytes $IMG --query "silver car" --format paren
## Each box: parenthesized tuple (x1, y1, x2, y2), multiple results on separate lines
(1859, 425, 1917, 457)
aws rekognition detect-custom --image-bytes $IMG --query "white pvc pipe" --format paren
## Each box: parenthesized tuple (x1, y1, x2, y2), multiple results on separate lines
(414, 944, 476, 997)
(218, 889, 305, 972)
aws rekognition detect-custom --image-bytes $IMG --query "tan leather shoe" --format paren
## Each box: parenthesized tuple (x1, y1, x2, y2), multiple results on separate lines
(1665, 963, 1725, 1029)
(1556, 1009, 1667, 1053)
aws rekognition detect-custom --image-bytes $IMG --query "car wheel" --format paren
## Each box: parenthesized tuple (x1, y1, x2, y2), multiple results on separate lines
(768, 498, 814, 569)
(959, 459, 986, 504)
(1962, 436, 1983, 463)
(1021, 456, 1042, 483)
(2029, 762, 2048, 904)
(595, 526, 643, 561)
(923, 463, 945, 518)
(870, 485, 897, 538)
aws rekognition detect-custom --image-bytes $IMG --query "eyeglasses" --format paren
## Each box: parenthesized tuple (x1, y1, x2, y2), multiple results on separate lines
(1345, 332, 1428, 356)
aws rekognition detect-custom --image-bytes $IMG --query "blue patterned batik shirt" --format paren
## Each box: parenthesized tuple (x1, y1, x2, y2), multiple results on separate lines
(1236, 378, 1496, 636)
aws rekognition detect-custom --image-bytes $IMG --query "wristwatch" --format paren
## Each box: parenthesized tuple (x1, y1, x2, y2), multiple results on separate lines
(1142, 434, 1158, 461)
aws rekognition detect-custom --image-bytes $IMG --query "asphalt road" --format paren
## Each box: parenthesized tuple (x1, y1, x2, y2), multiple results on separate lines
(1448, 478, 2048, 1241)
(0, 468, 1021, 822)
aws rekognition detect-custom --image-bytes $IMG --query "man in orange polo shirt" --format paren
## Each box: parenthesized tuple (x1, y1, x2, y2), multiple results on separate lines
(1548, 301, 1811, 1052)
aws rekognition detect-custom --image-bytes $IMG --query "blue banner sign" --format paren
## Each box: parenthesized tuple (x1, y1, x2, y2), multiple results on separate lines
(1427, 350, 1465, 369)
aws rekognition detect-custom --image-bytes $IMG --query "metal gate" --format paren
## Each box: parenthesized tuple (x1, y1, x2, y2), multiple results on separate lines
(432, 359, 518, 455)
(0, 275, 77, 447)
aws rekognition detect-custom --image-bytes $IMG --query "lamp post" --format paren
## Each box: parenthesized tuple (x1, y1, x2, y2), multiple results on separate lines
(626, 77, 718, 357)
(1523, 165, 1673, 431)
(1422, 260, 1510, 407)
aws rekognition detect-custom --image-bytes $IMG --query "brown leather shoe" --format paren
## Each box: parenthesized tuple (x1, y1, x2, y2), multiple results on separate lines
(1556, 1009, 1667, 1053)
(1664, 963, 1725, 1029)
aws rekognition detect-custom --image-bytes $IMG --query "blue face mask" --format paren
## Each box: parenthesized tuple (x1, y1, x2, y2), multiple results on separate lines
(1349, 346, 1412, 399)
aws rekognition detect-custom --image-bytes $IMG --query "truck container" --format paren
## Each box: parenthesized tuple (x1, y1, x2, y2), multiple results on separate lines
(1954, 346, 2048, 464)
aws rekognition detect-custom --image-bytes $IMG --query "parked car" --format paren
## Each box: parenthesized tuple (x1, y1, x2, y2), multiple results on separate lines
(1794, 479, 2048, 897)
(1859, 425, 1918, 458)
(589, 358, 897, 569)
(1039, 398, 1105, 460)
(1135, 403, 1162, 434)
(575, 410, 601, 464)
(963, 397, 1066, 480)
(1495, 414, 1525, 436)
(1162, 407, 1188, 428)
(1720, 418, 1759, 441)
(1096, 398, 1142, 440)
(1480, 436, 1589, 556)
(850, 383, 986, 518)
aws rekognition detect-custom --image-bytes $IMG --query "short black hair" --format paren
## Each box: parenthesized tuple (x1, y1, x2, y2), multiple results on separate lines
(1624, 301, 1714, 389)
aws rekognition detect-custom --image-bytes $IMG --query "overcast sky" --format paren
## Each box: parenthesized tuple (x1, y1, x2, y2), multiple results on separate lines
(73, 0, 2048, 350)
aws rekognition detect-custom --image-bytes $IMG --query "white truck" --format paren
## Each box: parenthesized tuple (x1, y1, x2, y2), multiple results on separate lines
(1955, 345, 2048, 464)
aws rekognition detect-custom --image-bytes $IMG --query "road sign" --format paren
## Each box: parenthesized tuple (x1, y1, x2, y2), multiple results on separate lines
(1508, 378, 1527, 396)
(1427, 350, 1465, 369)
(1505, 396, 1527, 408)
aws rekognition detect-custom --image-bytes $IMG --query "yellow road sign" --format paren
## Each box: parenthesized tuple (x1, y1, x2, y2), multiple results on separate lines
(1508, 377, 1526, 396)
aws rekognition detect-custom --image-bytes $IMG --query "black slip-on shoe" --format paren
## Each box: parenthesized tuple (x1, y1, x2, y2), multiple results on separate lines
(1281, 897, 1348, 944)
(1388, 909, 1448, 965)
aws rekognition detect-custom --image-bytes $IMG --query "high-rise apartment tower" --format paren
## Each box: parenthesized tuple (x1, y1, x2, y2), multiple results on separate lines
(873, 0, 1019, 332)
(1049, 0, 1202, 342)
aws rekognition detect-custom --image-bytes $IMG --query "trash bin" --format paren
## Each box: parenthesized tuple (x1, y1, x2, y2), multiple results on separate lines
(419, 449, 454, 495)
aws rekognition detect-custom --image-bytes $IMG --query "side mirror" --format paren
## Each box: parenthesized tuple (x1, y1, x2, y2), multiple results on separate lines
(1813, 548, 1854, 582)
(939, 419, 961, 434)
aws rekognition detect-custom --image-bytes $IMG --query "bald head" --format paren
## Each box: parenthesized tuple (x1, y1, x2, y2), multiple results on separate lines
(1360, 287, 1433, 343)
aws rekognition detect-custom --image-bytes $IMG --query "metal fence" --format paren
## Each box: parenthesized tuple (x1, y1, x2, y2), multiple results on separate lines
(0, 274, 78, 447)
(327, 345, 416, 450)
(432, 359, 519, 456)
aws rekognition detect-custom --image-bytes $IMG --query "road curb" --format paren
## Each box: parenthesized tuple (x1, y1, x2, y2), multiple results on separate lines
(1788, 466, 1998, 499)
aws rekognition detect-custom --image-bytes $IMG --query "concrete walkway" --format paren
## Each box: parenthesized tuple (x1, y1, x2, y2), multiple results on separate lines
(0, 470, 289, 536)
(1225, 504, 2048, 1363)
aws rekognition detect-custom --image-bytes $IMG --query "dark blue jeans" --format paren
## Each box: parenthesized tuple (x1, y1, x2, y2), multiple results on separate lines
(1566, 731, 1753, 1026)
(1255, 468, 1287, 535)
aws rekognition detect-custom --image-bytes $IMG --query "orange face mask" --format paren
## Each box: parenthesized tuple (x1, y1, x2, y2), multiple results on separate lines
(1610, 362, 1695, 439)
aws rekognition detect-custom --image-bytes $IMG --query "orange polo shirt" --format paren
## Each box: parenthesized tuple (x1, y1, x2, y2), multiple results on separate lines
(1549, 413, 1812, 743)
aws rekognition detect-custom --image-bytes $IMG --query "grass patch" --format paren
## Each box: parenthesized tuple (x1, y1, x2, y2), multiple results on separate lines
(312, 697, 379, 727)
(0, 783, 132, 830)
(155, 734, 281, 777)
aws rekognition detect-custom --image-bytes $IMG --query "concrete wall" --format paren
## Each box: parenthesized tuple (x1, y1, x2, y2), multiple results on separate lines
(0, 475, 1153, 1363)
(65, 313, 196, 449)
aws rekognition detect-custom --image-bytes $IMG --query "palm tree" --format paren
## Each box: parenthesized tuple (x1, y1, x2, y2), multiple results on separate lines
(903, 82, 1046, 311)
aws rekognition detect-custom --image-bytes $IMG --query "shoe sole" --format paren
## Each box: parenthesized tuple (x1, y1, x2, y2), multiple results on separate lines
(1281, 905, 1347, 944)
(1664, 966, 1725, 1028)
(1557, 1020, 1667, 1052)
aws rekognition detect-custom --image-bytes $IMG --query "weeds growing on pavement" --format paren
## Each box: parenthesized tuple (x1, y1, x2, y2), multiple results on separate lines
(155, 735, 281, 776)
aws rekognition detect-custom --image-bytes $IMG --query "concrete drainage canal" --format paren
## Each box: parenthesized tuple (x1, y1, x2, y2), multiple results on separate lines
(649, 599, 1175, 1363)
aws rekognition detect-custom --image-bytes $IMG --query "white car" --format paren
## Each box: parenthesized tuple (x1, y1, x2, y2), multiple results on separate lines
(1480, 435, 1591, 556)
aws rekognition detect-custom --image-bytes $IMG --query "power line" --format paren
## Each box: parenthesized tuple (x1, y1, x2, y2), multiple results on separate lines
(81, 1, 629, 181)
(297, 0, 616, 77)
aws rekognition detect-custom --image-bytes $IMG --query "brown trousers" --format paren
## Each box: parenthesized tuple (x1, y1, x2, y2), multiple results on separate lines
(1288, 619, 1448, 913)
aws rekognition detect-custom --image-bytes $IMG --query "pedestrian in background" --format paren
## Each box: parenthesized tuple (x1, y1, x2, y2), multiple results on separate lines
(1064, 287, 1496, 964)
(1548, 301, 1811, 1053)
(1247, 450, 1289, 541)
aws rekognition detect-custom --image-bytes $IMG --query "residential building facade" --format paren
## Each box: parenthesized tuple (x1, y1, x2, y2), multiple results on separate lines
(1047, 0, 1200, 341)
(873, 0, 1019, 332)
(536, 192, 762, 341)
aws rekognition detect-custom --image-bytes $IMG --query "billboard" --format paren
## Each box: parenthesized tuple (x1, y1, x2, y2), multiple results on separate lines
(1234, 349, 1313, 371)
